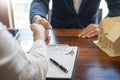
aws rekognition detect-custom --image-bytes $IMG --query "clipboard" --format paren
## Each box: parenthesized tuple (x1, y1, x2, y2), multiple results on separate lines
(46, 45, 79, 80)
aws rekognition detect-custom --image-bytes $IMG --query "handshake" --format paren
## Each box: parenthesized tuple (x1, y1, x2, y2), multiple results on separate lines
(31, 15, 52, 44)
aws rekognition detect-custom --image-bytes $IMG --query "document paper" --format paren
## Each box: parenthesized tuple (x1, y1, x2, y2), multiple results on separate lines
(47, 45, 78, 79)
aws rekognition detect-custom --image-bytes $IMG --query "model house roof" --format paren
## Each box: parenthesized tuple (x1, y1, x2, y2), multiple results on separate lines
(100, 17, 120, 33)
(106, 22, 120, 42)
(94, 17, 120, 57)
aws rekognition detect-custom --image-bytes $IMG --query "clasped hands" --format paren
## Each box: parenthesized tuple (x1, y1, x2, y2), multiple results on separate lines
(31, 15, 99, 44)
(31, 15, 52, 44)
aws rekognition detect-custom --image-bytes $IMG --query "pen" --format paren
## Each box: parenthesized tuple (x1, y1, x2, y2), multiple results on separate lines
(50, 58, 68, 73)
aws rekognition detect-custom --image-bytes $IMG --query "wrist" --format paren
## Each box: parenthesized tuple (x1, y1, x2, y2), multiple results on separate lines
(32, 15, 41, 23)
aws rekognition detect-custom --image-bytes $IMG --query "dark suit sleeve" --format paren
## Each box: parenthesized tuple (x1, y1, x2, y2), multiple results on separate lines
(105, 0, 120, 17)
(30, 0, 50, 23)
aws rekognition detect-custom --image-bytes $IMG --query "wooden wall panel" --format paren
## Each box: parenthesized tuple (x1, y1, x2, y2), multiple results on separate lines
(0, 0, 14, 28)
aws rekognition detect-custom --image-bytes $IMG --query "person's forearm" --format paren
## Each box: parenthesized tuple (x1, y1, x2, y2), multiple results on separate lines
(0, 27, 18, 65)
(30, 0, 50, 23)
(0, 26, 48, 80)
(105, 0, 120, 17)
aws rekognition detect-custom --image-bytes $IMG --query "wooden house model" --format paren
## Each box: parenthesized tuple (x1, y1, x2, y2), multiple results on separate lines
(94, 17, 120, 57)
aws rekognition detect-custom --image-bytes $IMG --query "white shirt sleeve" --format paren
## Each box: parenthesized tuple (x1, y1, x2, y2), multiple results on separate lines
(0, 26, 48, 80)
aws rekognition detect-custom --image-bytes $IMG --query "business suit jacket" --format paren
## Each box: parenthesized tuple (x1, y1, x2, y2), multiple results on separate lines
(30, 0, 120, 28)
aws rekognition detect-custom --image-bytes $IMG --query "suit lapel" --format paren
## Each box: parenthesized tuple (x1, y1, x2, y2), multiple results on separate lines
(78, 0, 87, 13)
(69, 0, 74, 11)
(64, 0, 76, 14)
(63, 0, 88, 14)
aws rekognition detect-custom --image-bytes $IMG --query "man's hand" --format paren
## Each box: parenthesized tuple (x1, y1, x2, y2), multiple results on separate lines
(32, 15, 52, 29)
(78, 24, 99, 38)
(31, 23, 51, 44)
(32, 15, 52, 44)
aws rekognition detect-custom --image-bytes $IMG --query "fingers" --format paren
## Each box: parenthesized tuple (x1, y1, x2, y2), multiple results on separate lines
(78, 25, 94, 37)
(78, 24, 98, 38)
(84, 30, 98, 38)
(32, 15, 40, 24)
(45, 36, 51, 44)
(45, 30, 51, 44)
(31, 23, 39, 32)
(38, 18, 52, 30)
(33, 15, 52, 30)
(31, 23, 46, 41)
(31, 23, 51, 44)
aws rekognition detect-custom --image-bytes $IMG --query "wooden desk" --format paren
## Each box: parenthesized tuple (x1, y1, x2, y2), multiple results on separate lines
(19, 29, 120, 80)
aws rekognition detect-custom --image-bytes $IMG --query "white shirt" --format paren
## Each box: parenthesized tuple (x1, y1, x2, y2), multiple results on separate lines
(73, 0, 82, 14)
(0, 25, 48, 80)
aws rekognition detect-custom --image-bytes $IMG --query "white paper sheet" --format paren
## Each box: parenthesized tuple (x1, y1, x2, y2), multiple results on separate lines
(47, 45, 78, 79)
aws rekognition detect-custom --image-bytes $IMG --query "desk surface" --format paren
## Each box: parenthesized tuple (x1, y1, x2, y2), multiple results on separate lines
(19, 29, 120, 80)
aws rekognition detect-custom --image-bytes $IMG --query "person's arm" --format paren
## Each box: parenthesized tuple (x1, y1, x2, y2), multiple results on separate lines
(78, 0, 120, 38)
(30, 0, 50, 24)
(30, 0, 52, 33)
(0, 23, 49, 80)
(105, 0, 120, 17)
